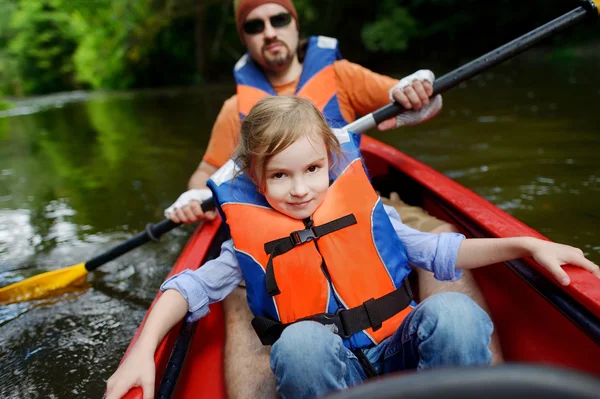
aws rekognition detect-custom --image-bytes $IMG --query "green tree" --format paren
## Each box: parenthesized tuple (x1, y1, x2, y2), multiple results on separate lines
(1, 0, 597, 95)
(8, 0, 79, 94)
(71, 0, 169, 89)
(361, 0, 417, 53)
(0, 0, 20, 97)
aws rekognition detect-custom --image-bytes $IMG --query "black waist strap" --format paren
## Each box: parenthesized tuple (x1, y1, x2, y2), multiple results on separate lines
(252, 277, 413, 346)
(263, 214, 357, 296)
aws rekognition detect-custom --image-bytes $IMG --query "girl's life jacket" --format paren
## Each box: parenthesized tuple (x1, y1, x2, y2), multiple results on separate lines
(208, 129, 414, 350)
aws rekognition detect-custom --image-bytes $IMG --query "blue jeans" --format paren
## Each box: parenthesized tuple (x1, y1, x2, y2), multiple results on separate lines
(270, 292, 493, 399)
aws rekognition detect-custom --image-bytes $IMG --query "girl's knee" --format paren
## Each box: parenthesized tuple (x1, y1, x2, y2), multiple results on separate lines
(279, 320, 337, 344)
(414, 293, 493, 366)
(420, 292, 493, 338)
(424, 292, 487, 315)
(270, 321, 347, 389)
(271, 321, 340, 368)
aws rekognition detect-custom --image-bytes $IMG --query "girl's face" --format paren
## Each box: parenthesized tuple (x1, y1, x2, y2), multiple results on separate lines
(263, 133, 330, 219)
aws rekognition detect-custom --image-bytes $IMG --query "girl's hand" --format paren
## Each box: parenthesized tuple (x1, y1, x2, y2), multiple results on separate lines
(529, 239, 600, 286)
(105, 346, 156, 399)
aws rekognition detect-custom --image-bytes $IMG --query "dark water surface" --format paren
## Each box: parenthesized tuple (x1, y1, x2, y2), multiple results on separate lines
(0, 58, 598, 398)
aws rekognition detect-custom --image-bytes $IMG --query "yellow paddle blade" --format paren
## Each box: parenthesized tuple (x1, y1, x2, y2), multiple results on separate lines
(0, 263, 89, 304)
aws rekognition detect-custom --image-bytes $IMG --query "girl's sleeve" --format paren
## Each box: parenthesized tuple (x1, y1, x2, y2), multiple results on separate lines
(160, 239, 243, 321)
(383, 203, 465, 281)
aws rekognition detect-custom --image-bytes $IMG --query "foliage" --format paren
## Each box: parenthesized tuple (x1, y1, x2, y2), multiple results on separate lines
(0, 98, 13, 111)
(72, 0, 170, 89)
(0, 55, 21, 96)
(0, 0, 597, 96)
(7, 0, 79, 94)
(69, 0, 241, 89)
(0, 0, 20, 95)
(361, 0, 417, 52)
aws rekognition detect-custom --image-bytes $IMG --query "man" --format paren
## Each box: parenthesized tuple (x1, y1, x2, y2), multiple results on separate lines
(165, 1, 502, 397)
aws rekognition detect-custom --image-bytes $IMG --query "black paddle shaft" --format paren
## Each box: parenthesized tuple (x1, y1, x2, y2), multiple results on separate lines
(372, 4, 597, 125)
(85, 198, 215, 271)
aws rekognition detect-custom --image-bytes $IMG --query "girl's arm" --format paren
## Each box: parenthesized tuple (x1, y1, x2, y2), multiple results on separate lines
(105, 238, 242, 399)
(130, 289, 189, 354)
(456, 237, 600, 286)
(383, 202, 464, 281)
(105, 289, 188, 399)
(382, 203, 600, 285)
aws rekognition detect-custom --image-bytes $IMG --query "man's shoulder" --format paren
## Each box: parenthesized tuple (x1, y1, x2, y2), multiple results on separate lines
(219, 94, 239, 116)
(333, 59, 366, 72)
(333, 59, 396, 87)
(333, 59, 375, 80)
(223, 94, 238, 108)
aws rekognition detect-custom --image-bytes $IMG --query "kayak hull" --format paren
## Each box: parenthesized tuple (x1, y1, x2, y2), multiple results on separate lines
(120, 136, 600, 399)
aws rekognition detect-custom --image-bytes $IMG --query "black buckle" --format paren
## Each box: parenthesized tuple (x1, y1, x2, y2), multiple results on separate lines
(363, 298, 383, 332)
(310, 310, 351, 339)
(290, 227, 316, 245)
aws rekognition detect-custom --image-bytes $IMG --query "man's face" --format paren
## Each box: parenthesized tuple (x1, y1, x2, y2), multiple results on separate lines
(242, 3, 299, 72)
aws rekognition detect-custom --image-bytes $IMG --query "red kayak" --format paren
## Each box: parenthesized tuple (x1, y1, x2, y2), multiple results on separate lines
(119, 135, 600, 399)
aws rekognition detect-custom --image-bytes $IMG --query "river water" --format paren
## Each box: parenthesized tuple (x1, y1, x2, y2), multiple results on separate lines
(0, 57, 598, 398)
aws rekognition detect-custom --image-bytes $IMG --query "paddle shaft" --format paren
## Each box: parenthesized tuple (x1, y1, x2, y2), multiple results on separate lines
(346, 3, 599, 133)
(84, 198, 215, 272)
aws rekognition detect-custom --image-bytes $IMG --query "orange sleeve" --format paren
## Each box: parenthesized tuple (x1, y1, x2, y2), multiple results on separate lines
(334, 60, 399, 119)
(202, 95, 242, 168)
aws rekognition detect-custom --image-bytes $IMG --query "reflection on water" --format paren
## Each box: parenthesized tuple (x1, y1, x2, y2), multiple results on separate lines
(0, 209, 36, 264)
(0, 58, 599, 397)
(0, 86, 217, 398)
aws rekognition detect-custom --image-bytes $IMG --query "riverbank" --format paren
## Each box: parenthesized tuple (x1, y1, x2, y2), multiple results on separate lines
(0, 99, 12, 111)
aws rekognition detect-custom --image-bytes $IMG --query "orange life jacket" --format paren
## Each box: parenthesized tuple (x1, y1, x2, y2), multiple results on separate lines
(233, 35, 349, 128)
(208, 129, 414, 349)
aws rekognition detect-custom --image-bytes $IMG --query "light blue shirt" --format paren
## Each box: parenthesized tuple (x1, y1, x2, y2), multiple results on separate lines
(161, 204, 465, 322)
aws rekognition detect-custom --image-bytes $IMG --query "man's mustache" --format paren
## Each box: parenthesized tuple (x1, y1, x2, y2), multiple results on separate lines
(262, 39, 288, 52)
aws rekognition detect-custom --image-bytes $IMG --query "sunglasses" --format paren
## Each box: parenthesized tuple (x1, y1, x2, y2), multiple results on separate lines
(243, 13, 292, 35)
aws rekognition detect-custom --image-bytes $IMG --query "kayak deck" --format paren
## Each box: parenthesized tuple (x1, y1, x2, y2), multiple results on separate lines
(120, 136, 600, 399)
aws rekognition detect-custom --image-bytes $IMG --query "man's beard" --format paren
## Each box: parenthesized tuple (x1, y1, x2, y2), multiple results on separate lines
(261, 40, 293, 69)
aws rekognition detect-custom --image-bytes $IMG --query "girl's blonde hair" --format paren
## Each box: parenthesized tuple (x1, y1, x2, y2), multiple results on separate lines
(235, 96, 342, 191)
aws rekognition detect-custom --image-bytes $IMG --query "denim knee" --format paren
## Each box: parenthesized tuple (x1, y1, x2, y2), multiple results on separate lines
(270, 321, 350, 398)
(271, 321, 342, 373)
(412, 292, 493, 367)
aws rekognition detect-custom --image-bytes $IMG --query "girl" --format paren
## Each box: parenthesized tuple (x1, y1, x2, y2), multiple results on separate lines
(106, 97, 600, 399)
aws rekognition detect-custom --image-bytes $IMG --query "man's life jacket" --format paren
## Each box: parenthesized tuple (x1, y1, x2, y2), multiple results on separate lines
(233, 35, 349, 128)
(207, 129, 414, 350)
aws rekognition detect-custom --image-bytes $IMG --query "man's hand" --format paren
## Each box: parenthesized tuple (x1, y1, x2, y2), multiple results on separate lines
(378, 69, 443, 131)
(164, 188, 216, 224)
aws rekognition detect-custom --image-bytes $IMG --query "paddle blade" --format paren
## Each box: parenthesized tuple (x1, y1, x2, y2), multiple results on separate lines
(0, 263, 89, 304)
